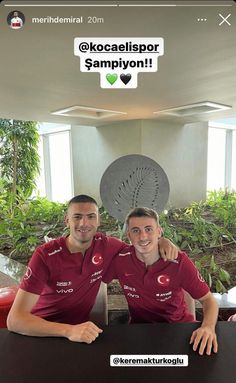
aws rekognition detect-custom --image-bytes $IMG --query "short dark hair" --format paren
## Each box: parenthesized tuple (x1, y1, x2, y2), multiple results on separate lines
(68, 195, 98, 207)
(125, 207, 159, 227)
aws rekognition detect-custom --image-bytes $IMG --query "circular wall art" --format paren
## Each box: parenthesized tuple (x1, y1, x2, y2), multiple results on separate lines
(100, 154, 170, 222)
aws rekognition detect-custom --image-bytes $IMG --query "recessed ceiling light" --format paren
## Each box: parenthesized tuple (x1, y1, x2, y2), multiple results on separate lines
(154, 102, 232, 117)
(51, 105, 126, 119)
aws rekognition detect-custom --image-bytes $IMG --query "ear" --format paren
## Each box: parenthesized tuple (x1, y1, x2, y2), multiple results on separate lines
(126, 228, 131, 241)
(64, 213, 69, 228)
(156, 226, 162, 238)
(97, 213, 101, 226)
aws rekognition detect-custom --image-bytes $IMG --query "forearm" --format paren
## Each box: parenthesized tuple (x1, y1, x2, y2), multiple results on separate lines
(201, 296, 219, 328)
(190, 293, 218, 355)
(7, 311, 72, 339)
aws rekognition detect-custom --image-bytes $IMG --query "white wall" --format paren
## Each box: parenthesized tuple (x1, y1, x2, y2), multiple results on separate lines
(141, 120, 208, 207)
(70, 121, 141, 204)
(70, 119, 208, 208)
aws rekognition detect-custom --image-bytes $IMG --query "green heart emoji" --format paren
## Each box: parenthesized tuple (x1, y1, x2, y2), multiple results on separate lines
(106, 73, 118, 85)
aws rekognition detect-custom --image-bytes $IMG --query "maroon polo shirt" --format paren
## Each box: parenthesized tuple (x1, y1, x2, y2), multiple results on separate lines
(103, 247, 209, 323)
(20, 233, 124, 324)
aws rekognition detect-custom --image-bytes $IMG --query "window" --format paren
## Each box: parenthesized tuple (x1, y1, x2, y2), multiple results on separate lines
(35, 135, 46, 197)
(207, 124, 236, 192)
(49, 131, 73, 202)
(36, 124, 73, 202)
(232, 131, 236, 191)
(207, 128, 226, 191)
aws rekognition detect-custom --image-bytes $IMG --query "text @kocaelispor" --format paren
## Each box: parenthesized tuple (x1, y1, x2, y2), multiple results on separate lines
(74, 37, 164, 89)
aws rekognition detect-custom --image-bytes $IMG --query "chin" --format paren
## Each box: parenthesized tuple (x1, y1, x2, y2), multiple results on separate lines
(139, 246, 152, 252)
(137, 249, 149, 255)
(80, 240, 91, 244)
(76, 235, 90, 242)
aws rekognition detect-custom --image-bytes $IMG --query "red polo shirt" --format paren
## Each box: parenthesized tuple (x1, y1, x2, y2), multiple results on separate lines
(20, 233, 124, 324)
(103, 246, 209, 323)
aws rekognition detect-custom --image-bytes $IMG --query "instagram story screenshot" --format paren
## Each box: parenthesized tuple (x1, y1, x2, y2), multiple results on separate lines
(0, 1, 236, 382)
(0, 0, 235, 205)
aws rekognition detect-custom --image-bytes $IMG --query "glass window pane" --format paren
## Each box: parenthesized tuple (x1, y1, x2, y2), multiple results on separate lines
(35, 135, 46, 197)
(207, 128, 226, 191)
(49, 131, 72, 202)
(232, 131, 236, 191)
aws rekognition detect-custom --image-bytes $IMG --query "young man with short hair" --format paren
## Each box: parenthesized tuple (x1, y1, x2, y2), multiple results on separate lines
(104, 207, 219, 355)
(7, 196, 176, 344)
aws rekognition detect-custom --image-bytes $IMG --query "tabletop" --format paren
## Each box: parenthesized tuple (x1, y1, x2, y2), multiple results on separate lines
(0, 322, 235, 383)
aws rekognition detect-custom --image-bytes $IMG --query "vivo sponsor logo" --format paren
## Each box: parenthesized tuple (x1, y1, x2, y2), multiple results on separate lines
(127, 292, 140, 299)
(48, 247, 62, 256)
(56, 281, 72, 287)
(91, 270, 103, 277)
(56, 288, 74, 294)
(90, 275, 102, 284)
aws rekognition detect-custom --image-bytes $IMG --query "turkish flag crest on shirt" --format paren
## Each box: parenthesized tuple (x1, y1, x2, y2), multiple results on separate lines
(156, 274, 170, 287)
(92, 253, 103, 266)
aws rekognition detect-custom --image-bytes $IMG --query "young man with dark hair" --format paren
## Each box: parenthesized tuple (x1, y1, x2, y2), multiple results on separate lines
(7, 196, 177, 344)
(68, 194, 98, 206)
(104, 207, 219, 355)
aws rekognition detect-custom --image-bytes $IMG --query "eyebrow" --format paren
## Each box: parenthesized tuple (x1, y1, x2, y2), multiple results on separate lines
(72, 213, 97, 217)
(130, 225, 154, 230)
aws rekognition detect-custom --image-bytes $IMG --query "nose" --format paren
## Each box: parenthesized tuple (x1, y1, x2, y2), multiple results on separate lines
(139, 230, 148, 241)
(79, 216, 88, 226)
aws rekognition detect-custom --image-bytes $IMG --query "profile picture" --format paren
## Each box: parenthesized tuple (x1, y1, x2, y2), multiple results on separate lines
(7, 10, 25, 30)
